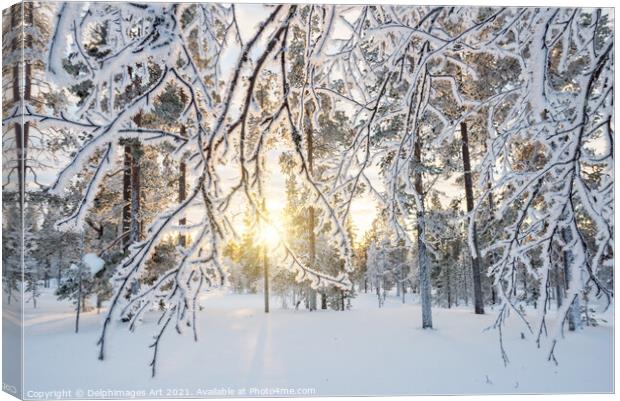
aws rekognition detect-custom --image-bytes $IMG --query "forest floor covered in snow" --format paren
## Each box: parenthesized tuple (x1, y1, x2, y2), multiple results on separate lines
(12, 287, 614, 397)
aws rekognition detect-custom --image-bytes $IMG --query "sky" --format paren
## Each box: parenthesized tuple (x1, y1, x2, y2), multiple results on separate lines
(18, 2, 466, 243)
(217, 4, 382, 239)
(226, 4, 463, 240)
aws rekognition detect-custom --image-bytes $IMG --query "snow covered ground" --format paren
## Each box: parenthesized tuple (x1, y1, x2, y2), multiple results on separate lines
(10, 287, 614, 397)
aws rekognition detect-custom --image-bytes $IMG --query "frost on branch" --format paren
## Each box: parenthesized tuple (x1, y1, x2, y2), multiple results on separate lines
(42, 3, 356, 376)
(37, 3, 613, 375)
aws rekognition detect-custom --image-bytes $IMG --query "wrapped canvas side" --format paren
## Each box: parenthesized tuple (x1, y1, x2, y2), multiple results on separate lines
(2, 2, 28, 399)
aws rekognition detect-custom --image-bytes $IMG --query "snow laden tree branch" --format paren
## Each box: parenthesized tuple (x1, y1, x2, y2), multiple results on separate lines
(322, 6, 528, 329)
(318, 6, 613, 355)
(42, 3, 354, 376)
(37, 3, 613, 375)
(469, 8, 614, 364)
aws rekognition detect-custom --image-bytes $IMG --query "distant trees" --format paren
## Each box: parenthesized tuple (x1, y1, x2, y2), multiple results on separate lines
(56, 260, 89, 332)
(322, 6, 613, 348)
(223, 211, 264, 294)
(365, 239, 410, 308)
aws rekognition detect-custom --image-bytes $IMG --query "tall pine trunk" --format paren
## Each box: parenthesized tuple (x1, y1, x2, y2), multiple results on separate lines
(460, 122, 485, 315)
(75, 269, 82, 333)
(562, 228, 580, 331)
(128, 112, 144, 246)
(483, 142, 497, 306)
(122, 144, 132, 250)
(414, 135, 432, 329)
(446, 260, 452, 308)
(554, 263, 563, 310)
(129, 144, 141, 244)
(263, 244, 270, 313)
(178, 125, 187, 246)
(305, 104, 318, 311)
(122, 73, 143, 251)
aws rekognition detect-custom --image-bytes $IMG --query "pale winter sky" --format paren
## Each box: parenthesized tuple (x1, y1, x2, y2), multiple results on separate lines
(28, 3, 462, 242)
(223, 5, 460, 240)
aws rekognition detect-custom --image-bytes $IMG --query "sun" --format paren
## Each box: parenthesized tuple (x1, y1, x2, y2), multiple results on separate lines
(257, 224, 280, 246)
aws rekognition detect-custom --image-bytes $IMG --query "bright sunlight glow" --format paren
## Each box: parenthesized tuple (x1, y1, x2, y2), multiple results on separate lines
(257, 224, 280, 246)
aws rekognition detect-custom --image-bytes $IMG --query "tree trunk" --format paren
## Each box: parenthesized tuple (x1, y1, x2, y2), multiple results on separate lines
(446, 265, 452, 308)
(44, 259, 50, 288)
(57, 248, 63, 285)
(32, 280, 37, 309)
(305, 104, 318, 311)
(460, 122, 485, 315)
(179, 125, 187, 246)
(401, 266, 406, 304)
(76, 271, 82, 333)
(263, 245, 269, 313)
(554, 264, 563, 310)
(485, 147, 497, 306)
(414, 135, 432, 329)
(97, 294, 102, 314)
(522, 268, 528, 303)
(122, 87, 143, 251)
(562, 228, 580, 331)
(130, 143, 141, 245)
(129, 111, 144, 245)
(122, 145, 132, 250)
(178, 160, 187, 245)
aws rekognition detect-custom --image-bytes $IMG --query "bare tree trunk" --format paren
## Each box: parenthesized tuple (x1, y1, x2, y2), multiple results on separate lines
(178, 125, 187, 246)
(417, 214, 432, 328)
(32, 279, 37, 308)
(130, 154, 141, 244)
(129, 149, 141, 243)
(446, 264, 452, 309)
(122, 145, 132, 250)
(305, 104, 318, 311)
(485, 150, 497, 306)
(263, 245, 269, 313)
(122, 75, 143, 250)
(44, 259, 50, 288)
(76, 270, 82, 333)
(460, 122, 485, 315)
(562, 228, 580, 331)
(414, 135, 432, 329)
(522, 268, 528, 303)
(554, 264, 563, 310)
(401, 265, 406, 304)
(129, 113, 143, 244)
(56, 248, 63, 285)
